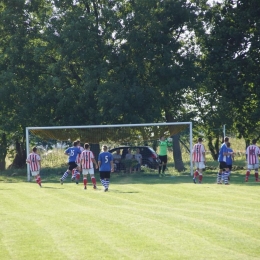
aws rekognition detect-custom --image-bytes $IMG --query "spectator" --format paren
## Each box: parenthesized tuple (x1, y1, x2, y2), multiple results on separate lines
(113, 149, 122, 172)
(134, 148, 142, 172)
(125, 148, 134, 174)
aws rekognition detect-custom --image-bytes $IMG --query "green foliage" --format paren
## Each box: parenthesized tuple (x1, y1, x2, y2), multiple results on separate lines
(1, 0, 260, 168)
(195, 0, 260, 143)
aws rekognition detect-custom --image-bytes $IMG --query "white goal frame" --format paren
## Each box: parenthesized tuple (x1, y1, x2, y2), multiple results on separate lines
(26, 122, 193, 181)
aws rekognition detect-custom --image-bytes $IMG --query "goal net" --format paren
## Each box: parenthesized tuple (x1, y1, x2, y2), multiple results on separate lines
(25, 122, 193, 181)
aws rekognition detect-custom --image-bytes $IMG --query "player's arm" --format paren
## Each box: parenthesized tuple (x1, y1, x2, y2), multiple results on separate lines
(230, 150, 235, 160)
(167, 138, 173, 147)
(223, 148, 229, 156)
(110, 160, 114, 172)
(92, 158, 99, 169)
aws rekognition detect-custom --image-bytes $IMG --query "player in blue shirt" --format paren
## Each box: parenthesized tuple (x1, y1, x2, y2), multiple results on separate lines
(217, 137, 229, 185)
(98, 145, 114, 192)
(60, 141, 82, 185)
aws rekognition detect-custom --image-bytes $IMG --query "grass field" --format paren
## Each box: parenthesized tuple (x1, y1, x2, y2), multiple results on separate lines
(0, 169, 260, 260)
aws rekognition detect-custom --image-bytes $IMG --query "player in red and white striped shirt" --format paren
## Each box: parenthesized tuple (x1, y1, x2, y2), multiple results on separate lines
(26, 147, 42, 187)
(245, 139, 260, 182)
(192, 137, 206, 184)
(80, 143, 98, 190)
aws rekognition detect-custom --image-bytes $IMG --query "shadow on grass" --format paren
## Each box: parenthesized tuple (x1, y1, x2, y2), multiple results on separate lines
(108, 189, 140, 193)
(1, 168, 259, 186)
(40, 186, 64, 189)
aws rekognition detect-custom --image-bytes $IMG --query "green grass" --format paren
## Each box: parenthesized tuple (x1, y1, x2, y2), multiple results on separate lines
(0, 171, 260, 260)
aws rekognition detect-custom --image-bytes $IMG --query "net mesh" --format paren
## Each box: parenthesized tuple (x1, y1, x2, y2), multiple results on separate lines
(27, 123, 192, 179)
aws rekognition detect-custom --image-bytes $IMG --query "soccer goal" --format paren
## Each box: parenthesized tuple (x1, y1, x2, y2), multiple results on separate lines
(25, 122, 193, 181)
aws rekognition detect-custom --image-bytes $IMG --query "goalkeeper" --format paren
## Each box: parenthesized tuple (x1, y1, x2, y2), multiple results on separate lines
(158, 136, 172, 177)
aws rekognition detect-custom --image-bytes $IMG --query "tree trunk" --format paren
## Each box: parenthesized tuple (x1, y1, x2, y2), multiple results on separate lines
(172, 134, 185, 172)
(0, 133, 7, 170)
(207, 135, 219, 161)
(165, 112, 185, 171)
(9, 140, 26, 169)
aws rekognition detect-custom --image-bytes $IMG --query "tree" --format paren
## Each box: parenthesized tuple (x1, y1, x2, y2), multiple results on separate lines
(0, 0, 53, 168)
(194, 0, 260, 153)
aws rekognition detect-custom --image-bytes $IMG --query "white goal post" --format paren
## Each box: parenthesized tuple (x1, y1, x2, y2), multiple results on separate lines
(26, 122, 193, 181)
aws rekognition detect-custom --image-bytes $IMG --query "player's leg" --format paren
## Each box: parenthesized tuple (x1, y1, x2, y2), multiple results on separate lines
(91, 175, 97, 189)
(194, 162, 204, 184)
(100, 171, 106, 190)
(32, 171, 41, 187)
(82, 169, 88, 189)
(36, 173, 42, 187)
(198, 170, 203, 184)
(75, 171, 80, 184)
(198, 162, 204, 184)
(60, 169, 68, 184)
(245, 170, 250, 182)
(89, 168, 97, 189)
(104, 171, 111, 192)
(217, 162, 223, 184)
(245, 165, 251, 182)
(162, 163, 166, 176)
(60, 162, 75, 184)
(227, 165, 232, 181)
(254, 165, 259, 182)
(158, 156, 163, 176)
(223, 167, 230, 185)
(193, 163, 199, 183)
(72, 165, 81, 184)
(162, 156, 167, 175)
(60, 169, 71, 184)
(71, 169, 76, 181)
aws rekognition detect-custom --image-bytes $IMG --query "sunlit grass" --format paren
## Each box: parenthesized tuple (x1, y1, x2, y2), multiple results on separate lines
(0, 172, 259, 260)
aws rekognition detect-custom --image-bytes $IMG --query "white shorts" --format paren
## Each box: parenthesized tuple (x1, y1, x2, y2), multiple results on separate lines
(194, 162, 205, 169)
(248, 164, 259, 170)
(82, 168, 94, 175)
(31, 171, 40, 177)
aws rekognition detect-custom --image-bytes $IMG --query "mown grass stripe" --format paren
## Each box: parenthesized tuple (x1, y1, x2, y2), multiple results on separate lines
(0, 174, 260, 260)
